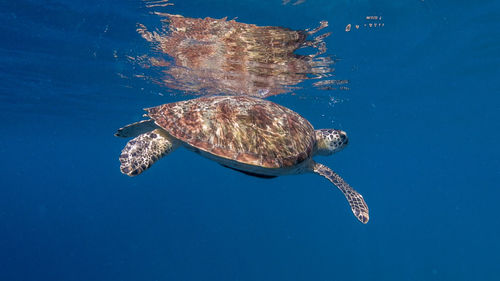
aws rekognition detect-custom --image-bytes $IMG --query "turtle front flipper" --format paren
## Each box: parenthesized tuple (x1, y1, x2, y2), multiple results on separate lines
(119, 129, 178, 176)
(312, 162, 369, 224)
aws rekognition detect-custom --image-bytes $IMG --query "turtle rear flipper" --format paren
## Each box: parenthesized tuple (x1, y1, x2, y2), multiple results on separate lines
(312, 162, 369, 224)
(120, 129, 178, 176)
(115, 119, 158, 138)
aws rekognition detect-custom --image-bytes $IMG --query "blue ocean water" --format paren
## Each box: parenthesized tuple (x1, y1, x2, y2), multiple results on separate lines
(1, 0, 499, 280)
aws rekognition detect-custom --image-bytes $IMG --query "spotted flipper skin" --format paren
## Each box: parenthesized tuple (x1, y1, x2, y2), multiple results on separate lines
(312, 162, 369, 224)
(119, 129, 177, 176)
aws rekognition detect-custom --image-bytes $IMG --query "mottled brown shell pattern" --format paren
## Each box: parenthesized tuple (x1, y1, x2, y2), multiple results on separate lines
(146, 96, 316, 169)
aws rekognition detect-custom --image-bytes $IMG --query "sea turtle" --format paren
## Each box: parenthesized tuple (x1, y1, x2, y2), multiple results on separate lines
(115, 96, 369, 223)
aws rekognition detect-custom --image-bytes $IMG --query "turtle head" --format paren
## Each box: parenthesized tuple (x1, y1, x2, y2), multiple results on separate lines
(314, 129, 348, 156)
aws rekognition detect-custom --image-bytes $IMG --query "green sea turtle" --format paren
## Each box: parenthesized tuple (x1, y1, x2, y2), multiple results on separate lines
(115, 96, 369, 223)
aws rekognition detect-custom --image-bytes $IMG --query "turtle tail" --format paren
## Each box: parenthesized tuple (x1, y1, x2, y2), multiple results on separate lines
(119, 129, 178, 176)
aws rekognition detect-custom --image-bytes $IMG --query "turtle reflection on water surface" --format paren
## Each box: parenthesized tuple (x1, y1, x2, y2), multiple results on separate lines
(136, 13, 334, 98)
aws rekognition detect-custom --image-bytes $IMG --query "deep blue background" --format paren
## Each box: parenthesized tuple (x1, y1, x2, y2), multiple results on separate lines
(1, 0, 499, 280)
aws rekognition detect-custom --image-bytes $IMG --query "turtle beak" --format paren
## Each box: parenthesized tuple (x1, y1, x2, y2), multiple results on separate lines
(339, 130, 348, 146)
